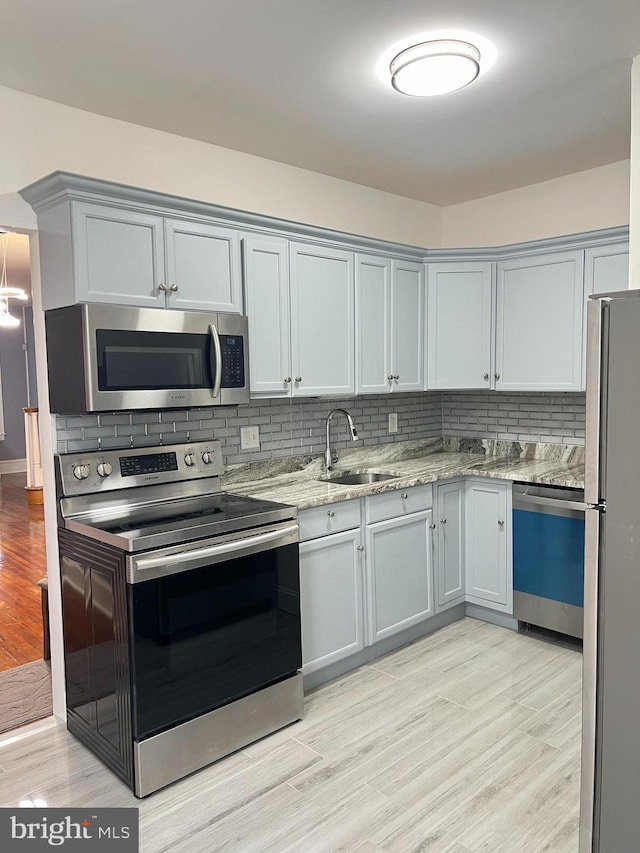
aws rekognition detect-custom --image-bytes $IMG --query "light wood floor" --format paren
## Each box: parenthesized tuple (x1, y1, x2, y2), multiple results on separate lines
(0, 618, 581, 852)
(0, 473, 47, 670)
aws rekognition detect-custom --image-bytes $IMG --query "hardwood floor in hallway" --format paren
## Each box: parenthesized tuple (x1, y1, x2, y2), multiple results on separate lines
(0, 473, 47, 670)
(0, 618, 581, 852)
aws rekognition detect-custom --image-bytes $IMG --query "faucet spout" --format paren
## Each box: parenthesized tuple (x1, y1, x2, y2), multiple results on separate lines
(324, 408, 359, 472)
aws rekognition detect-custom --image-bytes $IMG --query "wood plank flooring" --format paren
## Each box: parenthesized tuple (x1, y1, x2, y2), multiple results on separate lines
(0, 473, 47, 669)
(0, 618, 581, 852)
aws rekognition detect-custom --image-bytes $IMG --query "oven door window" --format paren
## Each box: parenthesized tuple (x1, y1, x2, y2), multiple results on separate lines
(96, 329, 213, 391)
(128, 543, 301, 739)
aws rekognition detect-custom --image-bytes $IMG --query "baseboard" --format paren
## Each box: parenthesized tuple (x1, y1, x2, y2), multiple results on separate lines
(0, 458, 27, 474)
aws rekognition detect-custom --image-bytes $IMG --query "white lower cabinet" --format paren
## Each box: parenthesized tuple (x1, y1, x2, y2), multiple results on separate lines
(299, 527, 364, 674)
(365, 509, 434, 643)
(464, 478, 512, 613)
(434, 480, 465, 610)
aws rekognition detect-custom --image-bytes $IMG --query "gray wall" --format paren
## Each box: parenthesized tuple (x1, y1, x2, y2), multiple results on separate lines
(54, 390, 587, 461)
(0, 307, 36, 461)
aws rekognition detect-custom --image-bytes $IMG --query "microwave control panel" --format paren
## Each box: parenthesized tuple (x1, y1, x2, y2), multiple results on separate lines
(220, 335, 246, 388)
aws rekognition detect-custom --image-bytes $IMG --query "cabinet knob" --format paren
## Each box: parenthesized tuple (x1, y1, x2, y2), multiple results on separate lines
(483, 372, 489, 380)
(295, 376, 302, 383)
(284, 377, 292, 384)
(429, 522, 436, 529)
(494, 372, 501, 380)
(158, 283, 167, 292)
(357, 545, 365, 552)
(401, 493, 408, 500)
(394, 374, 400, 380)
(498, 519, 505, 527)
(387, 374, 394, 381)
(440, 518, 447, 524)
(170, 283, 179, 292)
(327, 510, 335, 517)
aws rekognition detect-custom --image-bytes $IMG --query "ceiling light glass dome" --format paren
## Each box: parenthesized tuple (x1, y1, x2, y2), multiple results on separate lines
(390, 39, 481, 96)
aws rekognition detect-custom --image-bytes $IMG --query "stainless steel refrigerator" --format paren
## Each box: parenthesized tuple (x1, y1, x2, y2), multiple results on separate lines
(580, 290, 640, 852)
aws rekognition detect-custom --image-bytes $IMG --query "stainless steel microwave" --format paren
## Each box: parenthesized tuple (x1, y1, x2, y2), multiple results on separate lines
(45, 303, 250, 413)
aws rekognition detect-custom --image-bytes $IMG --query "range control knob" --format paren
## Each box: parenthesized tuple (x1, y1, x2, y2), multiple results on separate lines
(97, 462, 113, 478)
(73, 464, 89, 481)
(184, 452, 196, 467)
(202, 451, 215, 465)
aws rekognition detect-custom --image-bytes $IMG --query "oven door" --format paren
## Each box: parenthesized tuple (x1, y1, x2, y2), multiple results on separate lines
(126, 522, 301, 740)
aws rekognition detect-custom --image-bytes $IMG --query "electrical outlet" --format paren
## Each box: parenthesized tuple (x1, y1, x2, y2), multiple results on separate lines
(388, 413, 398, 434)
(240, 426, 260, 450)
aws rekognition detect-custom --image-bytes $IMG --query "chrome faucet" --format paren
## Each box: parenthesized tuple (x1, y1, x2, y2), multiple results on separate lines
(324, 408, 358, 471)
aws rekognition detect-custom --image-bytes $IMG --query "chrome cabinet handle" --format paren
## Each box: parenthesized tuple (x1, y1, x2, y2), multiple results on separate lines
(158, 283, 167, 292)
(170, 284, 179, 292)
(387, 374, 394, 381)
(357, 545, 365, 552)
(327, 510, 335, 517)
(498, 519, 505, 527)
(284, 377, 292, 384)
(429, 522, 436, 529)
(394, 374, 400, 380)
(483, 372, 489, 380)
(295, 376, 302, 383)
(440, 518, 447, 524)
(401, 493, 408, 500)
(495, 372, 501, 380)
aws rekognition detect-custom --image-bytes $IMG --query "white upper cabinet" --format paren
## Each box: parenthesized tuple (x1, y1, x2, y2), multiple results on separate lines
(496, 250, 584, 391)
(163, 219, 242, 313)
(391, 260, 425, 392)
(69, 202, 243, 312)
(243, 236, 292, 396)
(290, 243, 355, 397)
(355, 254, 391, 394)
(355, 255, 423, 394)
(426, 262, 493, 390)
(72, 203, 166, 308)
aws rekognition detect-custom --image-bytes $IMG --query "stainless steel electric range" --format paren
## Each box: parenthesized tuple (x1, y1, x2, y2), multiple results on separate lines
(55, 440, 302, 797)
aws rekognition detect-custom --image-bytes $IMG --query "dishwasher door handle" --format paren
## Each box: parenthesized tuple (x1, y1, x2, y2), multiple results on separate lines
(514, 492, 586, 512)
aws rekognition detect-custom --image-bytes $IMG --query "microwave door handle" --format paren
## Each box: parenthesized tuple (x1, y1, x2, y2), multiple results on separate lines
(209, 324, 223, 399)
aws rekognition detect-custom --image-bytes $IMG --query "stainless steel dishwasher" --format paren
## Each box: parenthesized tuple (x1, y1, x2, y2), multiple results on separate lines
(512, 482, 586, 638)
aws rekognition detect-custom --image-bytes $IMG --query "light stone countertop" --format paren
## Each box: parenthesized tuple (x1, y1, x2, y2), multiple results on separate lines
(221, 437, 585, 510)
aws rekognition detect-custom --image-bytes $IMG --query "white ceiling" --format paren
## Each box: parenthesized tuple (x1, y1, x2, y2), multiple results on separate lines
(0, 0, 639, 206)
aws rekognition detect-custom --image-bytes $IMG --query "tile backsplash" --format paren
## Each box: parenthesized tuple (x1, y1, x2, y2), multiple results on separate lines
(55, 390, 586, 461)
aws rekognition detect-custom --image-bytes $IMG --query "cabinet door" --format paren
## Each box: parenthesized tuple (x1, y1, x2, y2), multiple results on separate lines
(290, 243, 355, 396)
(391, 260, 425, 391)
(72, 203, 166, 307)
(164, 219, 242, 313)
(366, 510, 433, 643)
(243, 236, 292, 396)
(435, 481, 465, 608)
(426, 262, 493, 390)
(355, 254, 391, 394)
(582, 243, 629, 388)
(465, 479, 512, 612)
(496, 251, 584, 391)
(299, 529, 364, 674)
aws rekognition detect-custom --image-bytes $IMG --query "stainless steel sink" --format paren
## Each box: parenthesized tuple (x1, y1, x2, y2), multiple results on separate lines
(317, 470, 402, 486)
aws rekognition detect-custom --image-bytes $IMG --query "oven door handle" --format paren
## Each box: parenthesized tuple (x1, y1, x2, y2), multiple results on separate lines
(128, 523, 299, 582)
(209, 323, 223, 399)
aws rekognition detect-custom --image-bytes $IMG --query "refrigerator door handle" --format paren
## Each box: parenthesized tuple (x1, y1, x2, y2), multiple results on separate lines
(585, 299, 607, 506)
(580, 506, 602, 853)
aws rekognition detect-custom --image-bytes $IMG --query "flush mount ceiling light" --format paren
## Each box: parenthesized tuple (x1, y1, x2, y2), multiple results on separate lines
(390, 39, 481, 96)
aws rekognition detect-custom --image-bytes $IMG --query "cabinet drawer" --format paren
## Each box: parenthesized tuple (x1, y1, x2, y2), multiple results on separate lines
(299, 500, 361, 541)
(366, 484, 432, 524)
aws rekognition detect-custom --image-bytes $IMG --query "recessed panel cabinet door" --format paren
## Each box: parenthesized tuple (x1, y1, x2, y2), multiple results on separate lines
(72, 203, 166, 307)
(299, 529, 364, 674)
(464, 479, 512, 612)
(391, 260, 424, 391)
(243, 236, 292, 396)
(496, 251, 584, 391)
(355, 254, 391, 394)
(435, 480, 465, 608)
(164, 219, 242, 313)
(290, 243, 355, 396)
(366, 509, 433, 643)
(426, 262, 493, 390)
